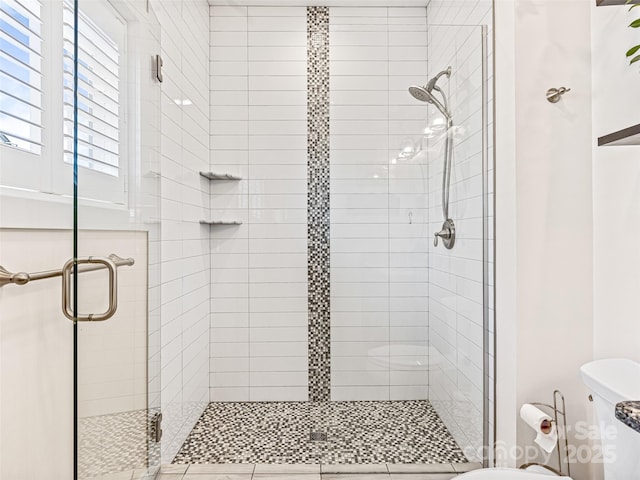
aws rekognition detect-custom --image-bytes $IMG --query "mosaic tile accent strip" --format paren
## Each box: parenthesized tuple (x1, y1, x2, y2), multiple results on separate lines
(307, 6, 331, 403)
(172, 401, 468, 464)
(78, 408, 160, 478)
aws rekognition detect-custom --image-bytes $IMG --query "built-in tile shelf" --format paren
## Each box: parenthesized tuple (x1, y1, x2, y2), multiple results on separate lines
(200, 172, 242, 225)
(200, 171, 242, 181)
(596, 0, 640, 5)
(200, 220, 242, 226)
(598, 124, 640, 146)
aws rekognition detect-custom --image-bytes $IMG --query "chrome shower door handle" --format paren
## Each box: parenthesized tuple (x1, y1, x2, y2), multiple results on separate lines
(61, 256, 118, 322)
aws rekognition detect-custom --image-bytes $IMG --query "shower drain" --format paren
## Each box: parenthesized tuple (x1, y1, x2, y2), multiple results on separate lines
(309, 431, 328, 442)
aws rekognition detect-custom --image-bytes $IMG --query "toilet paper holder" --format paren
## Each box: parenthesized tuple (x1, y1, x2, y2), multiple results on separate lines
(519, 390, 571, 477)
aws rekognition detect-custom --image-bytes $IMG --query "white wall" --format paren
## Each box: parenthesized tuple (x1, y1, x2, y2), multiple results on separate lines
(0, 227, 74, 480)
(591, 1, 640, 364)
(0, 230, 147, 479)
(495, 1, 594, 478)
(591, 4, 640, 479)
(77, 234, 149, 418)
(329, 6, 430, 402)
(150, 0, 212, 462)
(208, 5, 310, 402)
(208, 5, 434, 402)
(493, 0, 518, 465)
(426, 0, 493, 461)
(514, 1, 593, 476)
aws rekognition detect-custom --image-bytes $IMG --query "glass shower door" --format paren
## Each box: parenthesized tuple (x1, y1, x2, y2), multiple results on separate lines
(71, 1, 162, 478)
(424, 23, 492, 464)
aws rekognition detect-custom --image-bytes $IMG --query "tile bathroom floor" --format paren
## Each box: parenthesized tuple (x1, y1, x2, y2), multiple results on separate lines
(173, 401, 467, 465)
(157, 462, 483, 480)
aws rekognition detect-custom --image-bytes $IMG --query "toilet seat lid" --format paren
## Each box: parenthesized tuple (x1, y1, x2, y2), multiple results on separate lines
(457, 467, 572, 479)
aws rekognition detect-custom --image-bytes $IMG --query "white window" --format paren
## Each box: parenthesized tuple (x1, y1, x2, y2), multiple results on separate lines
(0, 0, 42, 153)
(55, 0, 127, 204)
(0, 0, 128, 207)
(62, 0, 122, 178)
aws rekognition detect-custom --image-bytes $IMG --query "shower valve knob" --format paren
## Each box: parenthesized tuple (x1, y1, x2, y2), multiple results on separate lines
(434, 229, 450, 246)
(433, 219, 456, 250)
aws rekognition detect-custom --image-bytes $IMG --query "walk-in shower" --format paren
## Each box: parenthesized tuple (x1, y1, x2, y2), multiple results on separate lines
(409, 66, 456, 249)
(0, 2, 494, 477)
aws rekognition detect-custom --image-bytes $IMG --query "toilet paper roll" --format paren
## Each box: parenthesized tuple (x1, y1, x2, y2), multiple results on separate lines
(520, 403, 558, 453)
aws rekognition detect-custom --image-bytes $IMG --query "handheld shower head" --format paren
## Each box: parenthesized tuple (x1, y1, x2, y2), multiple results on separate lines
(408, 85, 437, 104)
(408, 66, 452, 120)
(407, 66, 455, 234)
(408, 84, 451, 122)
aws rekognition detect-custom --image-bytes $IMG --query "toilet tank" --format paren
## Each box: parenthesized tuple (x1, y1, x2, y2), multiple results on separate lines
(580, 359, 640, 480)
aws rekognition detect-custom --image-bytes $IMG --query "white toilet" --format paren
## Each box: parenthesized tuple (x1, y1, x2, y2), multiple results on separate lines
(458, 358, 640, 479)
(457, 465, 566, 479)
(580, 358, 640, 479)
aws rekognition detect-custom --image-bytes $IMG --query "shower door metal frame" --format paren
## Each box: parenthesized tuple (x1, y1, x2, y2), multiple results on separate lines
(482, 18, 498, 467)
(481, 22, 491, 467)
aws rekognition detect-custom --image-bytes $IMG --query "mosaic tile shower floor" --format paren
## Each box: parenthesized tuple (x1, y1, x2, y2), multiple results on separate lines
(172, 401, 468, 465)
(78, 409, 160, 478)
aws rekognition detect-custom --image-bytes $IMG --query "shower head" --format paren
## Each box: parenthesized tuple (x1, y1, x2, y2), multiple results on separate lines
(408, 67, 451, 102)
(409, 68, 455, 231)
(408, 85, 438, 103)
(408, 66, 452, 120)
(408, 85, 451, 122)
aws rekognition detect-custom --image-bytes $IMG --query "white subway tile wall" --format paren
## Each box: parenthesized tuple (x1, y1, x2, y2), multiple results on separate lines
(426, 0, 493, 462)
(330, 7, 430, 402)
(209, 6, 309, 402)
(208, 6, 493, 438)
(151, 0, 211, 463)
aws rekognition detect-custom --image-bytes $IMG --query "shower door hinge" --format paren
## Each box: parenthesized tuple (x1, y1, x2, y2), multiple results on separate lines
(151, 412, 163, 443)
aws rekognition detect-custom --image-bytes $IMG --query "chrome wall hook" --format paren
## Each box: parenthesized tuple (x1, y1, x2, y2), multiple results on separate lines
(546, 87, 570, 103)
